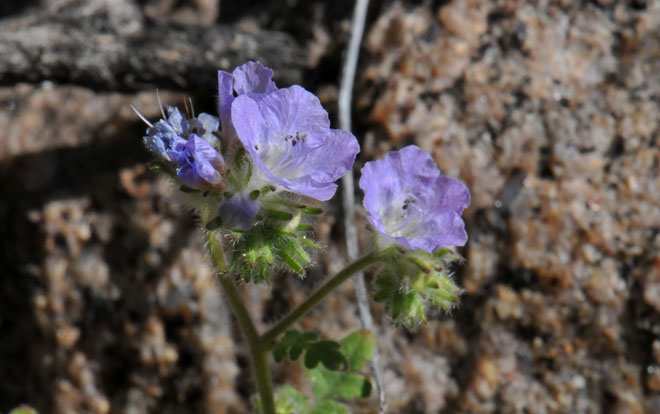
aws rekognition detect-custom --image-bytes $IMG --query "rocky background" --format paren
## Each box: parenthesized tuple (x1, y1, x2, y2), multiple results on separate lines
(1, 0, 660, 413)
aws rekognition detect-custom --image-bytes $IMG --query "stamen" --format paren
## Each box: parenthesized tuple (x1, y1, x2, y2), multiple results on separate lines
(130, 105, 154, 127)
(188, 97, 195, 118)
(156, 89, 167, 120)
(183, 97, 191, 118)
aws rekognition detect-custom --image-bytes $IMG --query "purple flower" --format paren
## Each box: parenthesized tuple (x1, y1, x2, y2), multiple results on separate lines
(188, 113, 221, 149)
(168, 134, 225, 188)
(143, 105, 222, 161)
(219, 193, 260, 231)
(218, 62, 277, 147)
(359, 145, 470, 252)
(231, 85, 359, 201)
(144, 106, 189, 161)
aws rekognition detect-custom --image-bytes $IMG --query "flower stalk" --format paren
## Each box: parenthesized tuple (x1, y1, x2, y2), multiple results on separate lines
(204, 230, 276, 414)
(262, 252, 381, 349)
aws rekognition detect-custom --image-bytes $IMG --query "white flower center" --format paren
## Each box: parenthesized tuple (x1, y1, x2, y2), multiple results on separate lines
(382, 192, 426, 239)
(259, 130, 313, 179)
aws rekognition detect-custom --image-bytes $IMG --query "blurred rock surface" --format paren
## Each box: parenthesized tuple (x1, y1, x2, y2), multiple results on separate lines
(1, 0, 660, 413)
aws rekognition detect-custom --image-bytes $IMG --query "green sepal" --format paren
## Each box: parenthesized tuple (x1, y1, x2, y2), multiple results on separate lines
(300, 236, 323, 250)
(296, 223, 314, 232)
(277, 237, 311, 270)
(260, 185, 276, 196)
(230, 228, 275, 282)
(373, 248, 462, 326)
(405, 254, 432, 274)
(302, 206, 323, 215)
(226, 147, 253, 189)
(279, 210, 302, 233)
(235, 147, 253, 187)
(280, 250, 304, 275)
(263, 198, 306, 210)
(263, 209, 294, 221)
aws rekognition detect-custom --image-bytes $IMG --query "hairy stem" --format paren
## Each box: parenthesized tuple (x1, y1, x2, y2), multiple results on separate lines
(205, 230, 275, 414)
(262, 252, 381, 348)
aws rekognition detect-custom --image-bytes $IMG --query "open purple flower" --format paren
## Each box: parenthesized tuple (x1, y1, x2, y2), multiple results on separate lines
(168, 134, 225, 189)
(218, 62, 278, 147)
(359, 145, 470, 252)
(230, 85, 359, 201)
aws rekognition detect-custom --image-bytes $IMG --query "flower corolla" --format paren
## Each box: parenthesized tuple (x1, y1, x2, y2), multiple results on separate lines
(359, 145, 470, 252)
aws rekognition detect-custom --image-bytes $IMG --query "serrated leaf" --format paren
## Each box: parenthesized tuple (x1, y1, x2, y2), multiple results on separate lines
(289, 343, 305, 361)
(340, 330, 375, 371)
(307, 330, 375, 402)
(304, 340, 346, 370)
(272, 330, 319, 363)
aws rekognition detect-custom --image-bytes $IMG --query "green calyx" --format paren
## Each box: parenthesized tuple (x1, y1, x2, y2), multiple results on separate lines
(373, 248, 462, 326)
(227, 196, 324, 283)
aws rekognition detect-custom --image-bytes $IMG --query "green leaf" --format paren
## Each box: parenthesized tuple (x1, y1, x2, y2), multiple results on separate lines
(340, 330, 375, 371)
(272, 330, 318, 363)
(308, 370, 372, 401)
(307, 330, 375, 402)
(273, 386, 311, 414)
(304, 340, 346, 370)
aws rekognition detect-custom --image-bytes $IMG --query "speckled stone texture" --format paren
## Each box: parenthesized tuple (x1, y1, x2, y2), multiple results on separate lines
(1, 0, 659, 413)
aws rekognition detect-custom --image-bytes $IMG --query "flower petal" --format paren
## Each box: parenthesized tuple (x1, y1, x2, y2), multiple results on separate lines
(218, 70, 235, 139)
(434, 175, 471, 213)
(231, 86, 358, 201)
(360, 145, 470, 252)
(232, 61, 277, 95)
